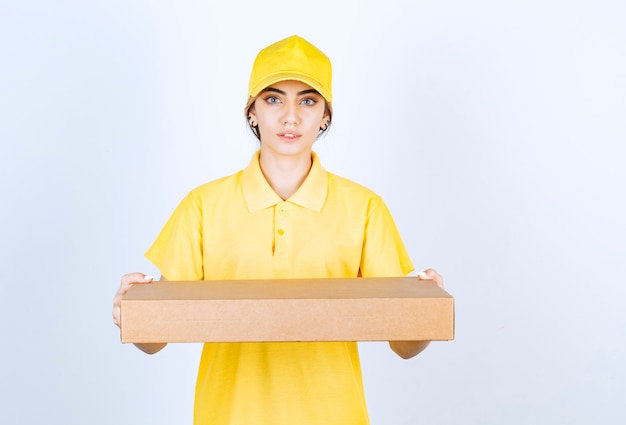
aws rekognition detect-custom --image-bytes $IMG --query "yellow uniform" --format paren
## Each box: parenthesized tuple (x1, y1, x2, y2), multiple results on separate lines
(146, 151, 414, 425)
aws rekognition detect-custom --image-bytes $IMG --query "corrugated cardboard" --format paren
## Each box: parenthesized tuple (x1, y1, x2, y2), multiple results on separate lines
(120, 277, 454, 343)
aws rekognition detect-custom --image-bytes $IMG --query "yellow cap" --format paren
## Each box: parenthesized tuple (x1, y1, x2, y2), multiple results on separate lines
(245, 35, 332, 112)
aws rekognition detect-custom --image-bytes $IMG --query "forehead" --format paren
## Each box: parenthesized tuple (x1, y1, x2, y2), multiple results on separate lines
(263, 79, 317, 93)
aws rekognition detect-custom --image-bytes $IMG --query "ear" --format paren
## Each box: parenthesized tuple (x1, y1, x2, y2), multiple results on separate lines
(320, 111, 331, 131)
(247, 106, 258, 127)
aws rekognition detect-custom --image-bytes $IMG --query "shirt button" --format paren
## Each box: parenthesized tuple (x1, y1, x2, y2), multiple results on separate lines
(279, 207, 287, 214)
(277, 229, 285, 236)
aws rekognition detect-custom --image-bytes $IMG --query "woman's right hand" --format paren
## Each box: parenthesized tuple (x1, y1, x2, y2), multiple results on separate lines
(112, 273, 154, 328)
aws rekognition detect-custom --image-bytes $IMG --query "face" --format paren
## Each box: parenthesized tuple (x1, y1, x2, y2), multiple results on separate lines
(248, 80, 330, 159)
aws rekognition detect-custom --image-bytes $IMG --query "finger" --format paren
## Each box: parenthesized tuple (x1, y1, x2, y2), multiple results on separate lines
(121, 272, 154, 287)
(113, 273, 154, 326)
(120, 273, 154, 295)
(112, 306, 121, 328)
(417, 268, 444, 288)
(425, 268, 444, 288)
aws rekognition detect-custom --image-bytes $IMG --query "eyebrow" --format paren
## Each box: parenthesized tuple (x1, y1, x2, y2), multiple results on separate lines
(263, 87, 320, 96)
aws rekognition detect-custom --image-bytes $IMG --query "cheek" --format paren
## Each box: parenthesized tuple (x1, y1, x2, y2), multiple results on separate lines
(306, 110, 325, 127)
(254, 110, 272, 128)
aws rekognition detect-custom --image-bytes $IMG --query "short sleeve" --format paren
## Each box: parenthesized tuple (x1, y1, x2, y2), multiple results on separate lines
(144, 191, 204, 280)
(359, 196, 414, 277)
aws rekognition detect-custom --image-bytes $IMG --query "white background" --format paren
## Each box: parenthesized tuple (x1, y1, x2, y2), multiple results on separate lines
(1, 1, 625, 423)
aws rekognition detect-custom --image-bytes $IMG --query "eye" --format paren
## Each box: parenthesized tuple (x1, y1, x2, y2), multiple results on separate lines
(264, 96, 281, 104)
(300, 97, 317, 106)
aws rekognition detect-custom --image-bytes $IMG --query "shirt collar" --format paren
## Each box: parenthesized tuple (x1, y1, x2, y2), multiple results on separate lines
(242, 150, 328, 213)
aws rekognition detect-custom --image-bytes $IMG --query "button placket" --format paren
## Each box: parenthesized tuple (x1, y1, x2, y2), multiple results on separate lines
(274, 202, 291, 258)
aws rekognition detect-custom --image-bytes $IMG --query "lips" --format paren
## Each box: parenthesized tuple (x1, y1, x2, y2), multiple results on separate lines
(278, 131, 301, 141)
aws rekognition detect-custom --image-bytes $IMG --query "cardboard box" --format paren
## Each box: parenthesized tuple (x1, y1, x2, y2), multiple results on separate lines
(120, 277, 454, 343)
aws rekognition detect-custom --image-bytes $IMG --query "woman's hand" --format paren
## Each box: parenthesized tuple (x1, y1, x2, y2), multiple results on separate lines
(417, 268, 444, 288)
(389, 268, 445, 359)
(112, 273, 154, 328)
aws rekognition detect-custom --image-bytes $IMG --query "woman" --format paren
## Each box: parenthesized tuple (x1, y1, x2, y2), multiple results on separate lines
(113, 35, 443, 425)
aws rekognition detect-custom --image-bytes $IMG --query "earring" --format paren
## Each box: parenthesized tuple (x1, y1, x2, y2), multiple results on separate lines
(320, 120, 330, 131)
(248, 115, 257, 127)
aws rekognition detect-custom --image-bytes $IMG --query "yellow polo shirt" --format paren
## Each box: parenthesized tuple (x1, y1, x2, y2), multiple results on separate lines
(146, 151, 414, 425)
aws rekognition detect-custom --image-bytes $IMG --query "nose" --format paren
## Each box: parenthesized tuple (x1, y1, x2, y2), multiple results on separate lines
(282, 102, 299, 126)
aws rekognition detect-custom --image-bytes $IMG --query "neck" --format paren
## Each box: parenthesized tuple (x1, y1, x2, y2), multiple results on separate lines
(258, 151, 312, 200)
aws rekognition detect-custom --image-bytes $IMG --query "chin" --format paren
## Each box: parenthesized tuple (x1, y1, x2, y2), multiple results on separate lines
(263, 143, 313, 158)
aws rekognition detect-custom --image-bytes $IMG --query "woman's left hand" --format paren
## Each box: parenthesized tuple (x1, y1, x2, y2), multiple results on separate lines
(417, 268, 444, 288)
(389, 267, 446, 359)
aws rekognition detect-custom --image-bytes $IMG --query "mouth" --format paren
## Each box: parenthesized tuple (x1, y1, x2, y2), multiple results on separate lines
(278, 131, 301, 142)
